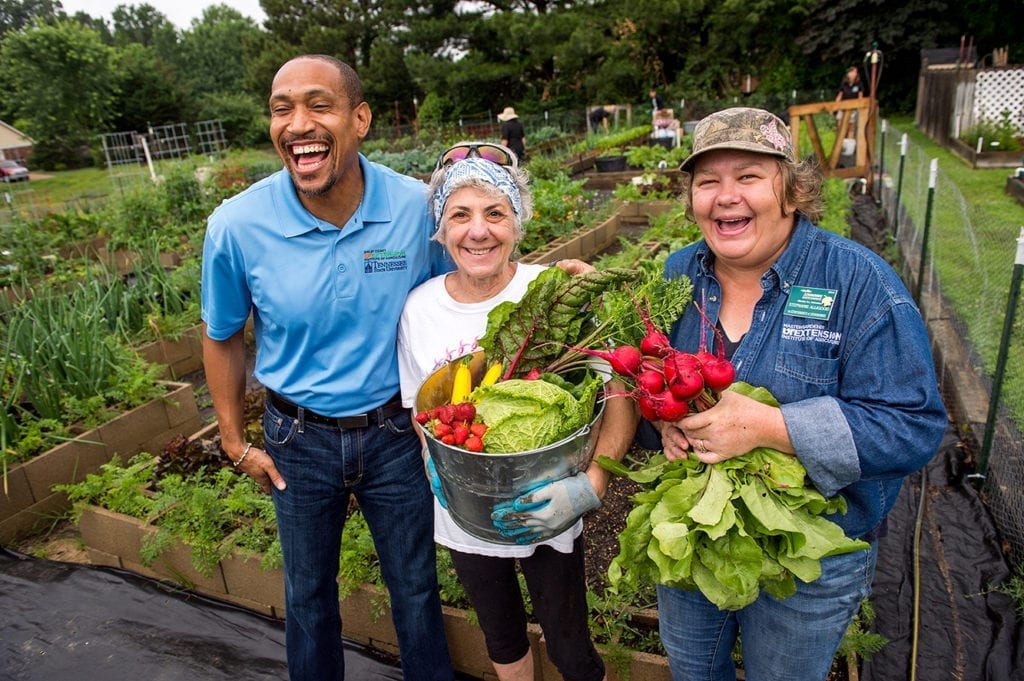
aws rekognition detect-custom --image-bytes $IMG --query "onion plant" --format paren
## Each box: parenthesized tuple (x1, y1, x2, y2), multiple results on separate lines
(0, 282, 164, 460)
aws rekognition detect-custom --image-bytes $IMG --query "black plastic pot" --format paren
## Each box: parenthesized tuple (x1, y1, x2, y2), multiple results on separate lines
(595, 155, 627, 172)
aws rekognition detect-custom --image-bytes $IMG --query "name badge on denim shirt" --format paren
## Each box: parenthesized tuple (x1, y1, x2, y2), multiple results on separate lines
(784, 286, 837, 320)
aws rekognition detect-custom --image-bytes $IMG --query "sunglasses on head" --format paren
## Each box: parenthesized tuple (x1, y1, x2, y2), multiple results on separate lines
(435, 143, 518, 170)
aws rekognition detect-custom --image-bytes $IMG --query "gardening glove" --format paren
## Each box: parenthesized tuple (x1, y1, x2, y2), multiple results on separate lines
(426, 456, 448, 509)
(491, 472, 600, 545)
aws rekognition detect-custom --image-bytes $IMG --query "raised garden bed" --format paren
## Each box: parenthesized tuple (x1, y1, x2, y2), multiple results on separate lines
(1006, 175, 1024, 207)
(0, 381, 201, 544)
(950, 138, 1023, 169)
(74, 499, 671, 681)
(136, 323, 205, 380)
(520, 199, 677, 265)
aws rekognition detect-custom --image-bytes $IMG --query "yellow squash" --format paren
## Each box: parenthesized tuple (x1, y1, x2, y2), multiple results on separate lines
(450, 360, 473, 403)
(481, 361, 503, 387)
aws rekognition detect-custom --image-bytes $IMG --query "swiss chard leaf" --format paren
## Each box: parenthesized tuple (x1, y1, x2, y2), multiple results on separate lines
(478, 266, 641, 380)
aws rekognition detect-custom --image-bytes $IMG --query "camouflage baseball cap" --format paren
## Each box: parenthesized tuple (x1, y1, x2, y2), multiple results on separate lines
(680, 107, 795, 172)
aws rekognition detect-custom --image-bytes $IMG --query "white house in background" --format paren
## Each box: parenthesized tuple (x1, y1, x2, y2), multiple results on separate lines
(0, 121, 34, 164)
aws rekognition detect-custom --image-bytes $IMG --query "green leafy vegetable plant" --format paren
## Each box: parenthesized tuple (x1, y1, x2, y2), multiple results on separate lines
(479, 266, 641, 381)
(597, 382, 870, 611)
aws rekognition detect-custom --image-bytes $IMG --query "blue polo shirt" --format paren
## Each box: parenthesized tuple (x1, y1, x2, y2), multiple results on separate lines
(201, 155, 448, 416)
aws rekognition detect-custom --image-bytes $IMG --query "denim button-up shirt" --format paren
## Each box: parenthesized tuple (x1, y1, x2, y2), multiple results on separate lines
(646, 217, 947, 539)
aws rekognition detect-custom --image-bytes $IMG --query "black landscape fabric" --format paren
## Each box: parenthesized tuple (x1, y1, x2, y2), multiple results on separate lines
(864, 428, 1024, 681)
(0, 549, 403, 681)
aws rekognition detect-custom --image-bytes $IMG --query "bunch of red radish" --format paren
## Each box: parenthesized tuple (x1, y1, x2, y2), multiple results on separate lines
(573, 299, 735, 422)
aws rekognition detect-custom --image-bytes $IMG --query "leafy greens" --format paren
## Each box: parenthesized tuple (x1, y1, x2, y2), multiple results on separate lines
(472, 371, 603, 453)
(597, 382, 870, 611)
(478, 265, 693, 380)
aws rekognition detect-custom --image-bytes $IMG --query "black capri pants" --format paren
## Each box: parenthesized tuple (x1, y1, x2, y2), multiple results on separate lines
(449, 535, 605, 681)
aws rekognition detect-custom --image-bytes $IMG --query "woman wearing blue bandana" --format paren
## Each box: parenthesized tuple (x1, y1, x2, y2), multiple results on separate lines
(397, 144, 637, 681)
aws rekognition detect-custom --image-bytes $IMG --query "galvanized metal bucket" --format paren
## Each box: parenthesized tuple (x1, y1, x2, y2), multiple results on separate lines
(415, 351, 605, 544)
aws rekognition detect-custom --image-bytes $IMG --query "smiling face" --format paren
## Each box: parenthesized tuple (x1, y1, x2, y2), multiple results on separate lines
(440, 185, 519, 291)
(268, 57, 370, 201)
(690, 149, 796, 274)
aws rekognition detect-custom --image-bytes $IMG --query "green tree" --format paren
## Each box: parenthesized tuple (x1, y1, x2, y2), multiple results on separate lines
(174, 4, 261, 97)
(241, 32, 294, 104)
(0, 0, 61, 36)
(195, 91, 268, 148)
(111, 3, 179, 53)
(261, 0, 459, 123)
(0, 19, 117, 168)
(110, 43, 195, 132)
(796, 0, 1023, 113)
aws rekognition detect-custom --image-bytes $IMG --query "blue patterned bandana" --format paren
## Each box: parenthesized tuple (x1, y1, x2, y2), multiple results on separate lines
(432, 157, 523, 223)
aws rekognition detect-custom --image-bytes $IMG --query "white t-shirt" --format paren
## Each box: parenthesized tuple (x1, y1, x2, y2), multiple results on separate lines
(397, 262, 582, 557)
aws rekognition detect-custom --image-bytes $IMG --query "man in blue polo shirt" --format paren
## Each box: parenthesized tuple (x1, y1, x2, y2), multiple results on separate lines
(201, 54, 454, 681)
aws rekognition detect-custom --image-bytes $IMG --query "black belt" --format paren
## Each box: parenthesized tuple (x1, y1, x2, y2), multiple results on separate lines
(267, 390, 405, 429)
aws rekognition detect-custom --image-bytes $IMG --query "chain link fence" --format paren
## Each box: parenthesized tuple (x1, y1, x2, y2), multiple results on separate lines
(878, 121, 1024, 567)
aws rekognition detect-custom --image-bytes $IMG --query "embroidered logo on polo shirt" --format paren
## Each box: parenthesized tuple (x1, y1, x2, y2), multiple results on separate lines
(363, 249, 408, 273)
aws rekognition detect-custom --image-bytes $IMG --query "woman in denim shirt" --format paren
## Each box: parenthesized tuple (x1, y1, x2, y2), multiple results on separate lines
(640, 107, 948, 681)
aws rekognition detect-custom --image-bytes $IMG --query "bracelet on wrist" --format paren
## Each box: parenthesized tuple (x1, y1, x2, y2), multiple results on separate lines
(233, 442, 253, 468)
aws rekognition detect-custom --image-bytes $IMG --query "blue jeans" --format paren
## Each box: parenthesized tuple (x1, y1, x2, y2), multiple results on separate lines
(657, 544, 878, 681)
(265, 402, 453, 681)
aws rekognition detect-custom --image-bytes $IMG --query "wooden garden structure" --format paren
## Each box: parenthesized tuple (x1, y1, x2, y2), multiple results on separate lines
(788, 97, 875, 188)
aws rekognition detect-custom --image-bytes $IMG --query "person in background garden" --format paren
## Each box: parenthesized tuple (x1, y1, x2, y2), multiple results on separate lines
(636, 107, 948, 680)
(200, 54, 455, 681)
(835, 65, 865, 102)
(834, 65, 864, 139)
(397, 142, 639, 681)
(497, 106, 527, 163)
(652, 108, 680, 147)
(588, 106, 610, 134)
(649, 87, 665, 113)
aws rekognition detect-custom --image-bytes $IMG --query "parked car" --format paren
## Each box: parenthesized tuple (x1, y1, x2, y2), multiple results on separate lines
(0, 160, 29, 182)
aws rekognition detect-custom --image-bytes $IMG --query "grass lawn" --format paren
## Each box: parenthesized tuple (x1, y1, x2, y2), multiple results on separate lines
(885, 115, 1024, 431)
(22, 147, 280, 211)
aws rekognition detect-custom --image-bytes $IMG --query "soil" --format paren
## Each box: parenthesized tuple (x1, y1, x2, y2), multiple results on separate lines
(582, 460, 644, 591)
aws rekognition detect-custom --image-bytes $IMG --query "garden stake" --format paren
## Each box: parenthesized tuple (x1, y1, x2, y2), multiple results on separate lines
(914, 158, 937, 305)
(892, 133, 908, 234)
(877, 119, 886, 211)
(976, 226, 1024, 479)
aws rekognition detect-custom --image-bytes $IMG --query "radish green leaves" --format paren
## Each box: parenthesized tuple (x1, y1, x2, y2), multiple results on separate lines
(598, 382, 870, 611)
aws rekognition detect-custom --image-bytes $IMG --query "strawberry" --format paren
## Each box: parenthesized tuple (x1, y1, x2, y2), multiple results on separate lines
(441, 434, 456, 445)
(433, 422, 453, 438)
(469, 422, 488, 438)
(414, 411, 430, 425)
(453, 402, 476, 423)
(464, 435, 484, 452)
(453, 423, 470, 445)
(436, 404, 457, 425)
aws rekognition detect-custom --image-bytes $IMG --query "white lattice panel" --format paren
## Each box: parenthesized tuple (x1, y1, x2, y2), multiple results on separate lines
(974, 68, 1024, 134)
